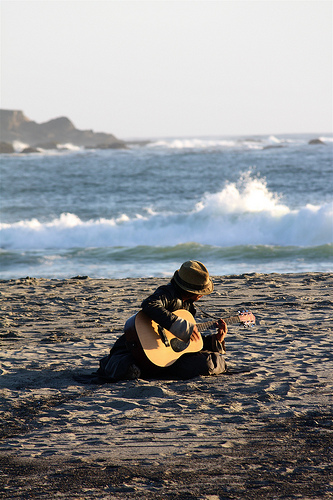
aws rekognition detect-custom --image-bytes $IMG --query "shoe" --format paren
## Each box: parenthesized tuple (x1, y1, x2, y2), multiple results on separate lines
(126, 364, 141, 380)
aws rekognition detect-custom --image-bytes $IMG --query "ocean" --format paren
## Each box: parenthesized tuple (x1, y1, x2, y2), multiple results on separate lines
(1, 133, 332, 280)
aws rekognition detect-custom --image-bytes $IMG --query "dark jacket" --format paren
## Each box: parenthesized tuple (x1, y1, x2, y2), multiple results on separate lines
(141, 279, 196, 342)
(141, 279, 222, 352)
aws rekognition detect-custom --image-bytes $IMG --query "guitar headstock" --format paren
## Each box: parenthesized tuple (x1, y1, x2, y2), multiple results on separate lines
(238, 310, 256, 327)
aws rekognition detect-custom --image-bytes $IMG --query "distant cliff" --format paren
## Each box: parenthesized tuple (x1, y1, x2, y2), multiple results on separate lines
(0, 109, 126, 149)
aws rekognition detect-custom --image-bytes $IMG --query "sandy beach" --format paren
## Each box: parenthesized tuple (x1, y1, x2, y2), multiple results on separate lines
(0, 272, 332, 499)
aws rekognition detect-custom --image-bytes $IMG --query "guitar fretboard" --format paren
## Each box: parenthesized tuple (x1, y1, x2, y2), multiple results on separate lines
(197, 315, 240, 332)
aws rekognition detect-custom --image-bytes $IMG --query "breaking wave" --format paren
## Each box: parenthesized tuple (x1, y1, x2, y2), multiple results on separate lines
(146, 134, 333, 151)
(1, 175, 332, 250)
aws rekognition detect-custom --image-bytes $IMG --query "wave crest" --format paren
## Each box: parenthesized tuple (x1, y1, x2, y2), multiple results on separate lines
(1, 175, 332, 250)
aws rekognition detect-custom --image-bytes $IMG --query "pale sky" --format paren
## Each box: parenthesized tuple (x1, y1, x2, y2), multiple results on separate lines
(1, 0, 332, 139)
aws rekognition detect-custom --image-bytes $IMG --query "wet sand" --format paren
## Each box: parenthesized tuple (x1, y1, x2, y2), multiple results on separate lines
(0, 273, 332, 499)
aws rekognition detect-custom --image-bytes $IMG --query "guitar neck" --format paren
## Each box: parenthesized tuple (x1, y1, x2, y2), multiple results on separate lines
(196, 315, 240, 332)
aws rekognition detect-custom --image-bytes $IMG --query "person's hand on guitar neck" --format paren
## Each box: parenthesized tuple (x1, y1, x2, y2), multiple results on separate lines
(190, 318, 227, 343)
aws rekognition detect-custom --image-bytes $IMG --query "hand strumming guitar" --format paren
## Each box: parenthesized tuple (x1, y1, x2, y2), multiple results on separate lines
(190, 325, 202, 342)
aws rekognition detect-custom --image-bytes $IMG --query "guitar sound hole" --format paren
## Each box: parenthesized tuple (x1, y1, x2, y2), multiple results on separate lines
(170, 338, 190, 353)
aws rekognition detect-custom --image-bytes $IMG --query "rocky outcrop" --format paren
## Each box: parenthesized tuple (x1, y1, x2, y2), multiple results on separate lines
(0, 142, 15, 154)
(85, 143, 128, 150)
(34, 141, 59, 150)
(0, 109, 127, 149)
(308, 138, 326, 145)
(21, 147, 40, 154)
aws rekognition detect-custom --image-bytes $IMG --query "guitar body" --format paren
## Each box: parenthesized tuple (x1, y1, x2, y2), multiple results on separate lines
(125, 309, 203, 368)
(124, 308, 254, 369)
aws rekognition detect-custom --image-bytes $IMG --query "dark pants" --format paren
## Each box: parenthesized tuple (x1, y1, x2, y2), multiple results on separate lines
(98, 334, 227, 381)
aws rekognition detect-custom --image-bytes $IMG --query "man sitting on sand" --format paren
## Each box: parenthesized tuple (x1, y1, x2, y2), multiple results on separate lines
(97, 261, 228, 381)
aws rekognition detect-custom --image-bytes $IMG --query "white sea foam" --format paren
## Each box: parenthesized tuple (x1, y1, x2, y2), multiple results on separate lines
(145, 135, 313, 151)
(267, 135, 281, 144)
(195, 173, 288, 216)
(12, 140, 30, 152)
(319, 136, 333, 143)
(57, 143, 82, 151)
(148, 138, 238, 149)
(1, 176, 332, 250)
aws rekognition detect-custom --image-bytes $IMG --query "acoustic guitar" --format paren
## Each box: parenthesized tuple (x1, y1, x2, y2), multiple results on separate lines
(124, 309, 255, 368)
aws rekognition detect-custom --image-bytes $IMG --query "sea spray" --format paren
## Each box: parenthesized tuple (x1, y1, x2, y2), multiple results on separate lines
(1, 133, 332, 278)
(1, 175, 332, 249)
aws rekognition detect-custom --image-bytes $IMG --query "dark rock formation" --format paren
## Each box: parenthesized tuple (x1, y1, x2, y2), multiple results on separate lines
(0, 141, 15, 154)
(262, 144, 284, 150)
(308, 138, 326, 145)
(21, 147, 40, 154)
(85, 143, 128, 150)
(0, 109, 127, 149)
(34, 141, 59, 150)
